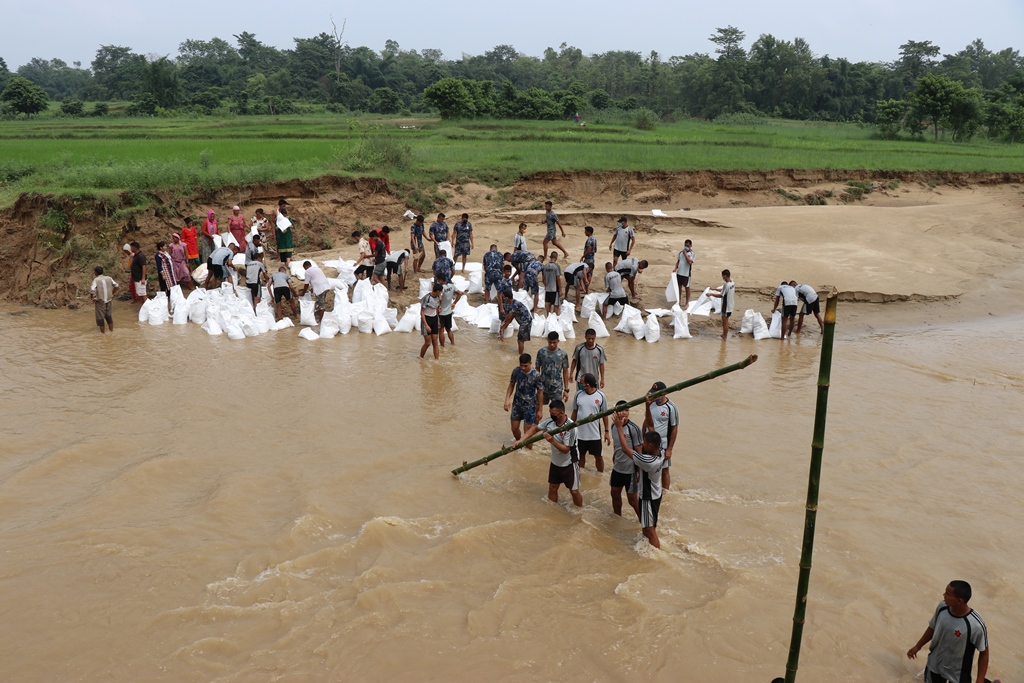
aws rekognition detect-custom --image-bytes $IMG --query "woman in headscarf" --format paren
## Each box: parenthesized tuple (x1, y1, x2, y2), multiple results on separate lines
(155, 241, 176, 294)
(170, 233, 192, 290)
(200, 209, 218, 263)
(228, 205, 247, 249)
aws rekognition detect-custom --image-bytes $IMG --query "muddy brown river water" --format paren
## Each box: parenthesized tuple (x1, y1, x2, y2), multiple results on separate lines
(1, 301, 1021, 682)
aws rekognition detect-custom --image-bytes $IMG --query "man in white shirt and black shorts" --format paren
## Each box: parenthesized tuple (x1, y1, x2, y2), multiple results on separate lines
(613, 402, 668, 549)
(773, 280, 799, 340)
(571, 373, 610, 472)
(609, 400, 642, 518)
(644, 381, 679, 490)
(518, 399, 581, 508)
(791, 280, 824, 334)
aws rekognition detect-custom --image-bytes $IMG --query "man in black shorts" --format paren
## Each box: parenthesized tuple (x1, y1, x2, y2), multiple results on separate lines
(615, 257, 648, 298)
(518, 399, 581, 508)
(205, 243, 238, 289)
(386, 249, 409, 290)
(791, 280, 824, 334)
(602, 262, 629, 318)
(269, 266, 298, 321)
(571, 373, 610, 472)
(541, 251, 562, 314)
(772, 280, 799, 340)
(612, 408, 667, 549)
(609, 400, 642, 517)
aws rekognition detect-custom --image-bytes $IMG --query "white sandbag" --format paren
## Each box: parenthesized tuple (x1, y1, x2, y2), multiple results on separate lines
(147, 292, 169, 325)
(298, 327, 320, 341)
(319, 317, 340, 338)
(203, 318, 223, 336)
(212, 234, 223, 249)
(238, 319, 259, 337)
(645, 308, 672, 317)
(290, 261, 308, 280)
(467, 270, 483, 294)
(326, 277, 346, 290)
(191, 263, 208, 284)
(334, 308, 352, 334)
(489, 315, 500, 335)
(274, 317, 295, 331)
(372, 314, 392, 336)
(188, 298, 208, 325)
(352, 278, 372, 304)
(231, 253, 246, 268)
(587, 311, 610, 338)
(544, 312, 566, 341)
(169, 284, 185, 309)
(665, 274, 679, 304)
(221, 232, 239, 249)
(453, 297, 474, 320)
(146, 304, 166, 326)
(687, 288, 715, 317)
(614, 307, 636, 334)
(418, 278, 433, 298)
(356, 311, 374, 334)
(504, 320, 517, 339)
(530, 314, 546, 338)
(255, 316, 271, 334)
(437, 240, 453, 259)
(451, 275, 470, 293)
(671, 304, 691, 339)
(371, 283, 390, 305)
(475, 303, 497, 328)
(384, 308, 399, 327)
(769, 311, 783, 339)
(456, 262, 482, 272)
(752, 312, 771, 340)
(605, 302, 623, 319)
(172, 300, 190, 325)
(559, 300, 578, 324)
(580, 293, 600, 319)
(138, 298, 151, 323)
(644, 314, 661, 343)
(740, 309, 757, 334)
(395, 304, 420, 332)
(629, 312, 646, 340)
(299, 297, 317, 326)
(332, 286, 349, 310)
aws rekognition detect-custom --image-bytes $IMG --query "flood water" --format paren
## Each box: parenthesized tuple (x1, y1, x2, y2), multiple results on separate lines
(1, 302, 1022, 682)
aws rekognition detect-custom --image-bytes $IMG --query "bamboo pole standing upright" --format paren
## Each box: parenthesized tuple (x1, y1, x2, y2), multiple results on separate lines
(782, 291, 838, 683)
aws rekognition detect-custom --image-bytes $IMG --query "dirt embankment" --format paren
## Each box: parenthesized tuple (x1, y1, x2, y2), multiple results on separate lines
(3, 169, 1023, 308)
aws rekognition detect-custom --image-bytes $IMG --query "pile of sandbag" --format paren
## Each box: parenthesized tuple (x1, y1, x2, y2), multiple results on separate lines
(140, 282, 284, 339)
(739, 309, 772, 340)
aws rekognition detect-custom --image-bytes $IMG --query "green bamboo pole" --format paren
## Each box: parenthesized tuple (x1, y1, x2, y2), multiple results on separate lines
(782, 291, 838, 683)
(452, 354, 758, 476)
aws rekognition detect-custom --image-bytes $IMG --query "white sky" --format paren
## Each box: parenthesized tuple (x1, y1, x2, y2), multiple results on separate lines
(5, 0, 1022, 70)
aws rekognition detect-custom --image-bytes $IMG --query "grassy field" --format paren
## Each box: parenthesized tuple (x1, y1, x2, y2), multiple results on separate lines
(2, 114, 1022, 207)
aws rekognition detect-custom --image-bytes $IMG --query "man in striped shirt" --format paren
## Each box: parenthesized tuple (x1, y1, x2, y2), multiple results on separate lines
(644, 381, 679, 490)
(518, 399, 581, 508)
(609, 400, 642, 517)
(613, 401, 667, 549)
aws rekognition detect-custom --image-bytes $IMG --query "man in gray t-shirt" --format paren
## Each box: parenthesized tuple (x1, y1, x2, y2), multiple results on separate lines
(792, 280, 824, 334)
(517, 399, 581, 508)
(609, 400, 642, 517)
(609, 217, 635, 267)
(615, 257, 648, 298)
(602, 262, 628, 318)
(542, 201, 569, 259)
(541, 253, 563, 314)
(907, 580, 989, 683)
(773, 281, 799, 339)
(569, 331, 607, 389)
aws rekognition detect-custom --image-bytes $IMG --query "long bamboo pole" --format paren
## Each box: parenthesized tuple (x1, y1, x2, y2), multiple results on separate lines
(452, 354, 758, 476)
(783, 291, 838, 683)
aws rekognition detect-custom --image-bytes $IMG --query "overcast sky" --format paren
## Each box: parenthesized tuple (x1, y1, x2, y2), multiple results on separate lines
(5, 0, 1022, 70)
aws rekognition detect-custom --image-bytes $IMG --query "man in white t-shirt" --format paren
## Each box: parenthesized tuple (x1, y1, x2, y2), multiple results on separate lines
(791, 280, 824, 334)
(609, 217, 635, 267)
(644, 381, 679, 490)
(300, 260, 330, 323)
(673, 239, 695, 307)
(571, 373, 610, 472)
(907, 580, 989, 683)
(613, 402, 667, 549)
(708, 269, 735, 341)
(89, 266, 118, 333)
(773, 280, 799, 340)
(518, 399, 581, 507)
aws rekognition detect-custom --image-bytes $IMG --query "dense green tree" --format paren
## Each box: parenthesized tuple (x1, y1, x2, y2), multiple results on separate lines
(875, 98, 908, 138)
(1, 77, 50, 117)
(90, 45, 146, 100)
(59, 97, 84, 116)
(144, 57, 184, 108)
(897, 40, 941, 83)
(15, 58, 91, 99)
(366, 86, 402, 113)
(424, 77, 475, 118)
(706, 26, 750, 116)
(910, 73, 960, 140)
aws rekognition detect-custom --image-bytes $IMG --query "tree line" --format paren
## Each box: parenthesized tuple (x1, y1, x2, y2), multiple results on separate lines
(1, 27, 1022, 141)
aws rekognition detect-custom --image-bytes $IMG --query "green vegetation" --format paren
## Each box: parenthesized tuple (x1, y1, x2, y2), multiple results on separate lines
(1, 115, 1023, 206)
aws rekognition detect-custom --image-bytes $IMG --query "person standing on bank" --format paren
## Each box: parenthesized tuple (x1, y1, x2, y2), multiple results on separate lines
(272, 199, 293, 267)
(129, 242, 147, 304)
(707, 269, 735, 341)
(154, 241, 176, 294)
(428, 212, 449, 259)
(170, 233, 192, 290)
(452, 213, 474, 270)
(517, 399, 582, 508)
(90, 266, 118, 334)
(200, 210, 218, 265)
(673, 239, 695, 308)
(180, 217, 200, 269)
(542, 201, 569, 259)
(409, 214, 426, 273)
(907, 580, 990, 683)
(228, 205, 247, 249)
(609, 216, 635, 268)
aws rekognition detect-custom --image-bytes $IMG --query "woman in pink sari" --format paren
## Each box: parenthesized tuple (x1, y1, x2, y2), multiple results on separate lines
(170, 233, 192, 289)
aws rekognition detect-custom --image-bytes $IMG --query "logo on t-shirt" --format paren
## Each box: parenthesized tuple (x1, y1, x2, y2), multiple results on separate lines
(659, 410, 667, 418)
(954, 630, 962, 638)
(594, 399, 600, 406)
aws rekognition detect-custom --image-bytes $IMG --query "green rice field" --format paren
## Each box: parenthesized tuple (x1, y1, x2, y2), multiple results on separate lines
(1, 115, 1022, 207)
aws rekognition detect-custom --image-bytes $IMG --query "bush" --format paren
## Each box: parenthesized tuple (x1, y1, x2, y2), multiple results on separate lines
(341, 135, 412, 171)
(634, 108, 659, 131)
(91, 102, 109, 117)
(60, 98, 84, 116)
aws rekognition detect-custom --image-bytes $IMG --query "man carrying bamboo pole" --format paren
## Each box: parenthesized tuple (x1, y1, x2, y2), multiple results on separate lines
(612, 403, 667, 549)
(517, 399, 581, 507)
(644, 381, 679, 490)
(609, 400, 642, 518)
